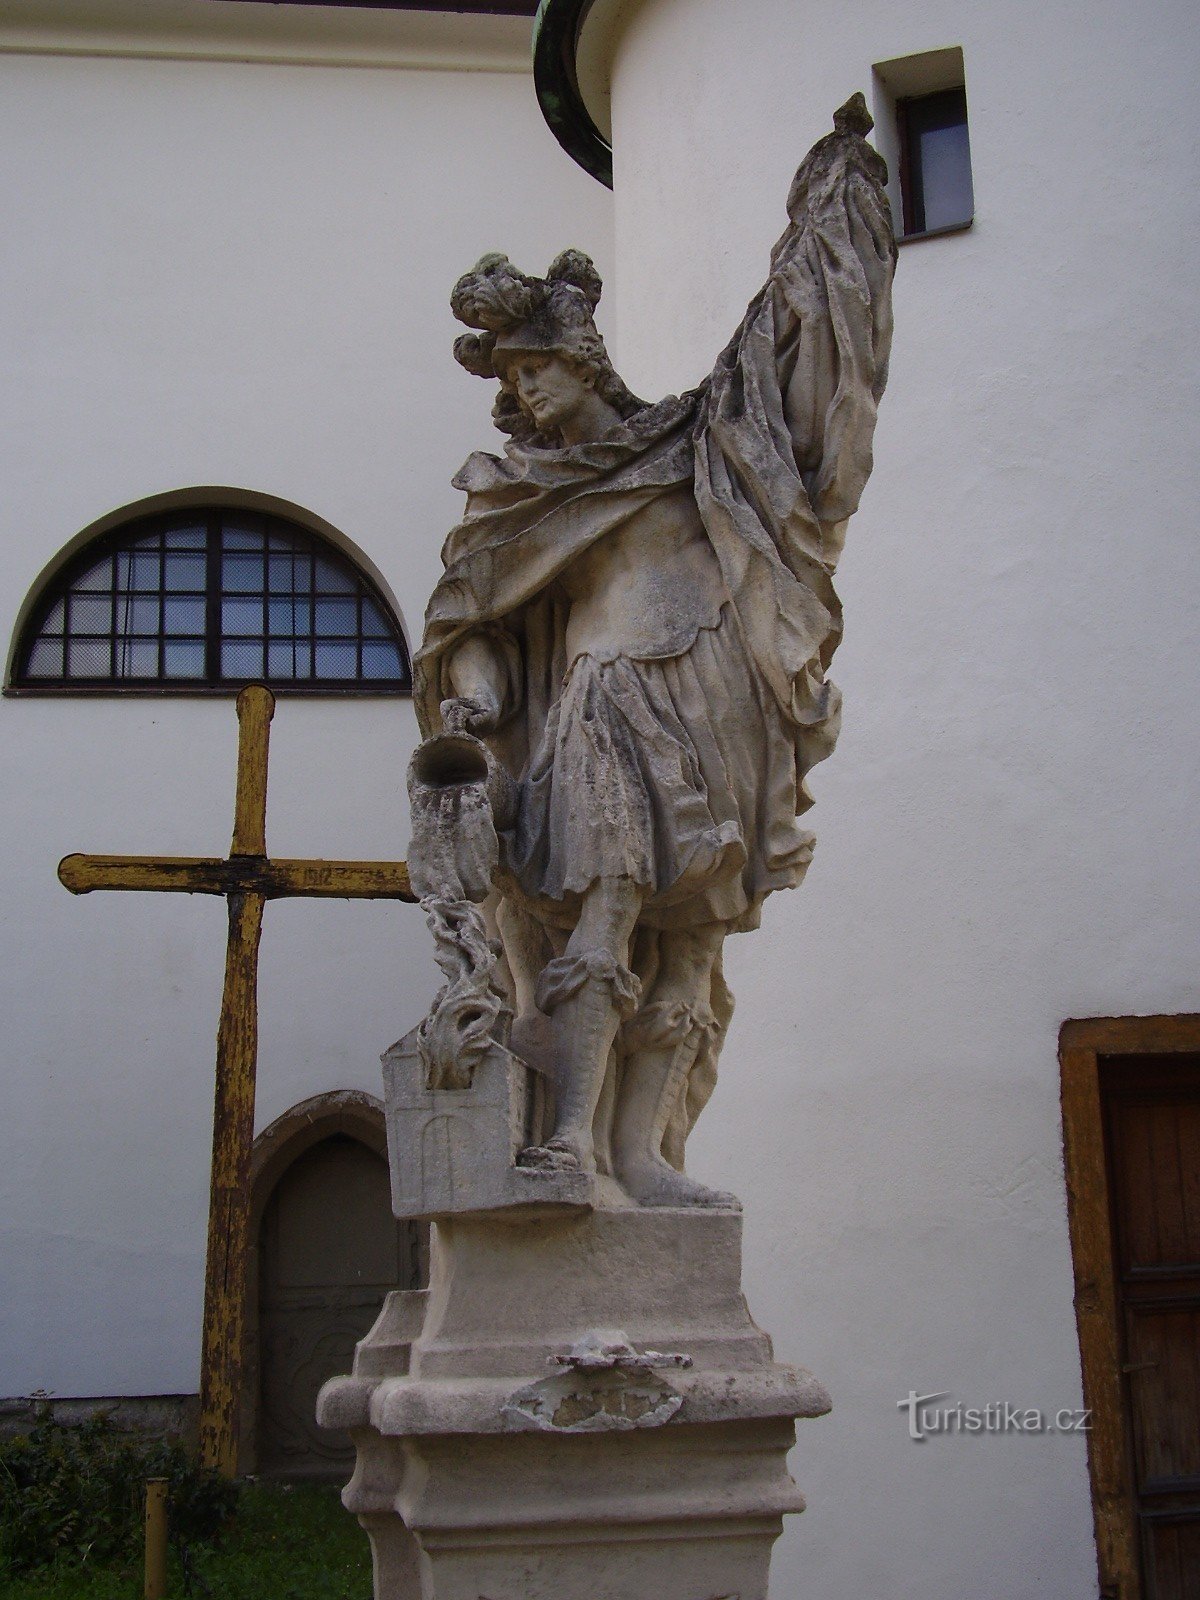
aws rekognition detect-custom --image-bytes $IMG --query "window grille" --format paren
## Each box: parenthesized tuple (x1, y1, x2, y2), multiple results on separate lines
(12, 508, 410, 693)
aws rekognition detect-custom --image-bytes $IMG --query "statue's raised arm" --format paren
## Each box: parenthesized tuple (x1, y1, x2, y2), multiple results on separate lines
(409, 97, 896, 1211)
(700, 92, 895, 551)
(776, 94, 896, 531)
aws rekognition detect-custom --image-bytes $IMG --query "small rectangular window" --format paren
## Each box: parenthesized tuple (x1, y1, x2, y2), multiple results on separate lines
(873, 47, 974, 244)
(897, 87, 973, 235)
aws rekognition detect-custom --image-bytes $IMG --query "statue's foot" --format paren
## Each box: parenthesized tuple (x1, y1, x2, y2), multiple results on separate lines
(517, 1134, 591, 1174)
(618, 1157, 741, 1210)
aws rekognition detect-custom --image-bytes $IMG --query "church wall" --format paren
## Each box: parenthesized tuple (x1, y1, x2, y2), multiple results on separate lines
(590, 1, 1200, 1597)
(0, 18, 613, 1398)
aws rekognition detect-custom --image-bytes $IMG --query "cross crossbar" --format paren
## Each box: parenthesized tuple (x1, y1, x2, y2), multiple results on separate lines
(59, 855, 412, 899)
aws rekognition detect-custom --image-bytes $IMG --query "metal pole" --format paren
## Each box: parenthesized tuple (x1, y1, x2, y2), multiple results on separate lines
(144, 1478, 168, 1600)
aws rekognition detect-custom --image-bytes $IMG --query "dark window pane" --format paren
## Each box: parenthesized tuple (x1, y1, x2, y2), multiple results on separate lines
(361, 599, 392, 638)
(315, 598, 358, 636)
(267, 639, 312, 678)
(74, 557, 112, 592)
(900, 87, 973, 235)
(163, 553, 206, 591)
(276, 554, 311, 593)
(222, 640, 265, 678)
(114, 639, 158, 678)
(70, 594, 113, 633)
(67, 637, 112, 677)
(362, 641, 403, 679)
(67, 638, 112, 677)
(163, 596, 206, 634)
(124, 596, 161, 633)
(314, 641, 357, 679)
(222, 554, 263, 593)
(129, 553, 161, 591)
(268, 597, 308, 634)
(314, 559, 356, 595)
(26, 639, 63, 677)
(223, 526, 264, 552)
(113, 550, 161, 592)
(163, 639, 206, 679)
(40, 599, 65, 634)
(268, 555, 298, 594)
(917, 121, 973, 230)
(223, 598, 263, 636)
(164, 524, 206, 549)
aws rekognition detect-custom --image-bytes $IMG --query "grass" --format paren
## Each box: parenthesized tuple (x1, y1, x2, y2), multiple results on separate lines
(3, 1481, 373, 1600)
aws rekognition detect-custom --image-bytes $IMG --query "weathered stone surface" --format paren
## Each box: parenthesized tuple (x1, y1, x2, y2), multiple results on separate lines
(383, 1031, 594, 1219)
(318, 1208, 830, 1599)
(321, 98, 893, 1597)
(405, 94, 895, 1209)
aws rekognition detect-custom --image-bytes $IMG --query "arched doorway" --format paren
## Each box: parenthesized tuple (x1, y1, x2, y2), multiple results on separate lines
(245, 1092, 424, 1478)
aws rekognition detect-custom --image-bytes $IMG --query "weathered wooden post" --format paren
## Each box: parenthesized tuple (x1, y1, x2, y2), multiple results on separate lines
(143, 1477, 168, 1600)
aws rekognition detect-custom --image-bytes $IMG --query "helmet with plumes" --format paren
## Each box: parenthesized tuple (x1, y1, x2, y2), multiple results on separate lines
(450, 250, 642, 438)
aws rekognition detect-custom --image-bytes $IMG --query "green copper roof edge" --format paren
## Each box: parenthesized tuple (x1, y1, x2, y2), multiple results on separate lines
(533, 0, 612, 188)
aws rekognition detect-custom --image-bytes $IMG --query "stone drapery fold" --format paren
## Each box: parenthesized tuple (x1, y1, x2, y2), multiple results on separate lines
(414, 118, 895, 912)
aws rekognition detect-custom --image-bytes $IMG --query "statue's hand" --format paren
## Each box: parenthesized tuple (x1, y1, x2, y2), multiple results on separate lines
(441, 693, 499, 736)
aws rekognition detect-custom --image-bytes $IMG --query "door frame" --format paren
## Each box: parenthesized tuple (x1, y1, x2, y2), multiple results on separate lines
(1059, 1013, 1200, 1600)
(239, 1090, 390, 1475)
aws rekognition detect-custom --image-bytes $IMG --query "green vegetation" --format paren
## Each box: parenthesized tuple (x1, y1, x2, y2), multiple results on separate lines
(1, 1413, 370, 1598)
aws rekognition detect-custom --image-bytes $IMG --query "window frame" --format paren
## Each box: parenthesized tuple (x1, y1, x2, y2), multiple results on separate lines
(8, 507, 411, 698)
(872, 48, 975, 248)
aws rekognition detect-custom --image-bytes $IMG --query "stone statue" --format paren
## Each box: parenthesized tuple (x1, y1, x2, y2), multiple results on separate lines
(322, 98, 899, 1598)
(410, 93, 895, 1210)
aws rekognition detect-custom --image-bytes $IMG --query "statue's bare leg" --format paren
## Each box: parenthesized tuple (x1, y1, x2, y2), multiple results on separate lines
(518, 875, 643, 1174)
(612, 925, 738, 1207)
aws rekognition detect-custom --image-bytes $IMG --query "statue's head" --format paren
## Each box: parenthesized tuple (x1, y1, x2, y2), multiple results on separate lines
(450, 251, 642, 441)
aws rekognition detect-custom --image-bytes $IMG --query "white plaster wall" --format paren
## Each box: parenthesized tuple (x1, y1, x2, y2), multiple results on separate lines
(0, 21, 613, 1397)
(598, 1, 1200, 1597)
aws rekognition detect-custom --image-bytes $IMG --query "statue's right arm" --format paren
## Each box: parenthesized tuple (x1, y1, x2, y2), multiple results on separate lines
(443, 633, 506, 735)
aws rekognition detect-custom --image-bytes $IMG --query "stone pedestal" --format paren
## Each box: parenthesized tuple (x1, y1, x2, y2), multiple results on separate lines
(318, 1206, 829, 1599)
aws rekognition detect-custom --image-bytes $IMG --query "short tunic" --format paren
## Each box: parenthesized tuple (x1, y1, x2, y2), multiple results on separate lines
(504, 605, 816, 933)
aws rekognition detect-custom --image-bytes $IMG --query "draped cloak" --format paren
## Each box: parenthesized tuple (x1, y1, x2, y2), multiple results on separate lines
(415, 124, 895, 945)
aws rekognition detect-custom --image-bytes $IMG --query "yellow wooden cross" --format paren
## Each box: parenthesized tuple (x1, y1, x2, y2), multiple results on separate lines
(58, 685, 414, 1477)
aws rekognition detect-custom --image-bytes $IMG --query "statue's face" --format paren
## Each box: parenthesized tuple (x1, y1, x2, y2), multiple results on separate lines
(508, 352, 592, 434)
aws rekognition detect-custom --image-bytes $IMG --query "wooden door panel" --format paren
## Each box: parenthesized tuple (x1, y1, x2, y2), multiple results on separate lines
(257, 1133, 418, 1477)
(265, 1135, 403, 1289)
(1143, 1517, 1200, 1600)
(259, 1294, 385, 1474)
(1109, 1092, 1200, 1272)
(1124, 1305, 1200, 1490)
(1101, 1053, 1200, 1598)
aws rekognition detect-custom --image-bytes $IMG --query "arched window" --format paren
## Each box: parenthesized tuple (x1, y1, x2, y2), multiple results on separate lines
(11, 505, 410, 693)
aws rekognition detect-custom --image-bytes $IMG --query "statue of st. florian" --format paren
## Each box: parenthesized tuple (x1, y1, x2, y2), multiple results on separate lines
(415, 97, 896, 1206)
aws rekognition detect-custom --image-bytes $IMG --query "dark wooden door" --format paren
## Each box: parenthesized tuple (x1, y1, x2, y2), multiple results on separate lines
(1103, 1055, 1200, 1598)
(257, 1133, 417, 1478)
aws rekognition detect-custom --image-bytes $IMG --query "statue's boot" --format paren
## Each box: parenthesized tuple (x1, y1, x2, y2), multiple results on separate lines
(519, 952, 640, 1173)
(613, 1003, 739, 1209)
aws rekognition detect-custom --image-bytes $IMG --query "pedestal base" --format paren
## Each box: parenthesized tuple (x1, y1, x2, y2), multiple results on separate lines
(319, 1207, 829, 1599)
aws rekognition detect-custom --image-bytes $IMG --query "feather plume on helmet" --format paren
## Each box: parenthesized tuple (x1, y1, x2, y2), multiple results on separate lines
(450, 251, 643, 441)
